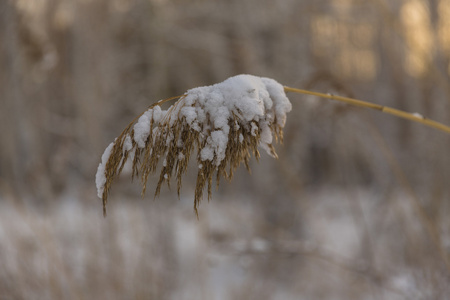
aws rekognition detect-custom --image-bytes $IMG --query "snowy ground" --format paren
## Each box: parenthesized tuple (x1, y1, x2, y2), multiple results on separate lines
(0, 188, 448, 300)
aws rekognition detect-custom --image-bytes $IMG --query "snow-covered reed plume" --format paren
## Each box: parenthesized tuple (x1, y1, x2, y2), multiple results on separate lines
(96, 75, 292, 216)
(96, 74, 450, 217)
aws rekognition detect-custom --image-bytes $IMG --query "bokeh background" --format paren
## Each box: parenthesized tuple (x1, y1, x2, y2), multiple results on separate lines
(1, 0, 450, 299)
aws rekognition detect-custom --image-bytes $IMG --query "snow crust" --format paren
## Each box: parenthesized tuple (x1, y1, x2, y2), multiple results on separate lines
(178, 74, 292, 165)
(95, 142, 114, 198)
(134, 106, 166, 148)
(412, 112, 424, 119)
(96, 74, 292, 199)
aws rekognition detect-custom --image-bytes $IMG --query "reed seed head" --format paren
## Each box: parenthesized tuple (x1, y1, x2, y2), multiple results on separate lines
(96, 74, 292, 216)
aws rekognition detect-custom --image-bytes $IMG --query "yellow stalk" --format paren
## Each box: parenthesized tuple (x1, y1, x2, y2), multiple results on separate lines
(284, 86, 450, 135)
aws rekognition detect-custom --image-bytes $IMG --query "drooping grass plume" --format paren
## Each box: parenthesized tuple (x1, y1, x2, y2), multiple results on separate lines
(96, 75, 292, 216)
(96, 74, 450, 216)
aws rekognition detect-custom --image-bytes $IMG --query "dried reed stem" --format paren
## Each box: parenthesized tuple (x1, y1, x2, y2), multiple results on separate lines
(284, 86, 450, 134)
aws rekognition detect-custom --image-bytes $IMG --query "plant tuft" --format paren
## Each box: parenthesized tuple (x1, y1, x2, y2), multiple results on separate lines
(96, 75, 292, 216)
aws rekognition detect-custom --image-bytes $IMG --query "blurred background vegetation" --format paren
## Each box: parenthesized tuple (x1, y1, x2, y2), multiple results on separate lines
(0, 0, 449, 299)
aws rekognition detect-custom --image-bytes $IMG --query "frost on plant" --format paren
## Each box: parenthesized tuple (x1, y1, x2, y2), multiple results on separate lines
(96, 74, 292, 216)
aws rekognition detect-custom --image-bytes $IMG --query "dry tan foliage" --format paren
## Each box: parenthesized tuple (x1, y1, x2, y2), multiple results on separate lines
(101, 95, 285, 217)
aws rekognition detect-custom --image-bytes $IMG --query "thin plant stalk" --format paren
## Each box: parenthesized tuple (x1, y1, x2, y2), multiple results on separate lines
(283, 86, 450, 134)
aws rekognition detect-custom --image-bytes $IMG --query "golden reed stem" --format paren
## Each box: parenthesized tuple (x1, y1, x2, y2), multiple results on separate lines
(284, 86, 450, 134)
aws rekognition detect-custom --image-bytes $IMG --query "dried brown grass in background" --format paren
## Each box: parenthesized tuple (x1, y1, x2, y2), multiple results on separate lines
(2, 0, 450, 298)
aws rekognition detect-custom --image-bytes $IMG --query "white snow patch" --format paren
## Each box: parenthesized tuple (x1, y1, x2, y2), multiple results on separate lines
(133, 106, 166, 148)
(179, 74, 291, 165)
(200, 145, 214, 162)
(178, 152, 185, 160)
(133, 110, 153, 148)
(412, 112, 424, 119)
(180, 106, 197, 126)
(95, 142, 114, 198)
(123, 134, 133, 151)
(250, 122, 258, 136)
